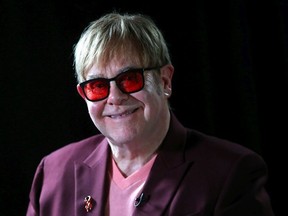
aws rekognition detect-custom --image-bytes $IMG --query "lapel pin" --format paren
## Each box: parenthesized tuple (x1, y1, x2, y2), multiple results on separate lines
(84, 195, 94, 212)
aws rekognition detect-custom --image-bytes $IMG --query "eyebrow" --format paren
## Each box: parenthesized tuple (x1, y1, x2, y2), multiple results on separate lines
(86, 66, 140, 80)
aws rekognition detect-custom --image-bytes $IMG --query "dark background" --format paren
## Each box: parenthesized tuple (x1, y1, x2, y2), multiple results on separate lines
(1, 0, 286, 215)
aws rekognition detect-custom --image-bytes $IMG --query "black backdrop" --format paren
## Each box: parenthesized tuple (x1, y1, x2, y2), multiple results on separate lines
(1, 0, 286, 215)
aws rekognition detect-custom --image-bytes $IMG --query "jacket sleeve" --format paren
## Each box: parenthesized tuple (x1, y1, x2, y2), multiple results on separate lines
(214, 153, 275, 216)
(26, 158, 45, 216)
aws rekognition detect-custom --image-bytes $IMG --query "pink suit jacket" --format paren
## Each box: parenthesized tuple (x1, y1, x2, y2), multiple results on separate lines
(27, 113, 275, 216)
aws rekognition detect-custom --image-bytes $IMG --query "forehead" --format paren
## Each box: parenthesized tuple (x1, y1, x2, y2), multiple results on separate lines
(86, 47, 144, 75)
(102, 42, 143, 65)
(86, 55, 141, 79)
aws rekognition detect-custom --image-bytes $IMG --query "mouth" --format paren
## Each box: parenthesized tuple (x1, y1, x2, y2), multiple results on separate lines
(109, 108, 138, 119)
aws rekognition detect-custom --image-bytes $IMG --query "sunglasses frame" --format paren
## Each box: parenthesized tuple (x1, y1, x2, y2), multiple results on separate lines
(79, 66, 160, 102)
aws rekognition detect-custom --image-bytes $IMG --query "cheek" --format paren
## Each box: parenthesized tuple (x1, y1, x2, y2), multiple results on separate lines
(86, 101, 104, 118)
(145, 75, 163, 96)
(137, 89, 163, 110)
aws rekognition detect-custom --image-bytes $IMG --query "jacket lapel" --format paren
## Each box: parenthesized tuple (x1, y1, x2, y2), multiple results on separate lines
(133, 113, 194, 215)
(74, 138, 110, 216)
(134, 157, 193, 215)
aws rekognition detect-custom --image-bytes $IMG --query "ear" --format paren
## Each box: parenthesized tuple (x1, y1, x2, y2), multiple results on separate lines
(160, 64, 174, 95)
(77, 84, 86, 100)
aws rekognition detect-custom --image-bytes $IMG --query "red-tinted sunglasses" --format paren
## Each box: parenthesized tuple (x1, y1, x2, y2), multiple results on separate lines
(79, 67, 160, 102)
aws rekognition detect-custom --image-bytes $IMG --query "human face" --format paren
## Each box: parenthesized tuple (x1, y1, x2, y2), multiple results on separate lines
(77, 58, 174, 146)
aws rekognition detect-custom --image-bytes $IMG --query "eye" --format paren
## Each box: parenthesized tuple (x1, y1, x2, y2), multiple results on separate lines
(86, 80, 108, 91)
(118, 71, 143, 92)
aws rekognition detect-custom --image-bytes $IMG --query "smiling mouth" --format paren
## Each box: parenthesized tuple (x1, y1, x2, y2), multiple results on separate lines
(109, 108, 138, 119)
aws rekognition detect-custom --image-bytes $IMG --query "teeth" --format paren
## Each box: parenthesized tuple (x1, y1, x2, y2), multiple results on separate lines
(110, 110, 133, 118)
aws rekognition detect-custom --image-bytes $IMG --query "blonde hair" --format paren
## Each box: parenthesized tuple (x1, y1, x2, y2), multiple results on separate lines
(73, 12, 171, 83)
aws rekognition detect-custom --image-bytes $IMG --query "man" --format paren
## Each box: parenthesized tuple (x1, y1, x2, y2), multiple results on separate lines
(27, 12, 275, 216)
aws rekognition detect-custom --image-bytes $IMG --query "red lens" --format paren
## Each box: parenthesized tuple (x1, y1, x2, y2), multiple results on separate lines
(117, 71, 144, 93)
(84, 79, 109, 101)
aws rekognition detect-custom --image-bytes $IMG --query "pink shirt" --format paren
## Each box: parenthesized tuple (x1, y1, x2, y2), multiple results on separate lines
(106, 155, 157, 216)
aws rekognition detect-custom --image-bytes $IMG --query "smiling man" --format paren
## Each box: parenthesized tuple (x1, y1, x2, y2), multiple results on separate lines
(27, 12, 275, 216)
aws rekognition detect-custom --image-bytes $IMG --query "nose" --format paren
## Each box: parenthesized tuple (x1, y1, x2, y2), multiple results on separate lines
(106, 81, 129, 104)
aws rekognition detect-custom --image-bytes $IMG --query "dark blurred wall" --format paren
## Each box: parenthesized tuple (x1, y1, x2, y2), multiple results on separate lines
(1, 0, 286, 215)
